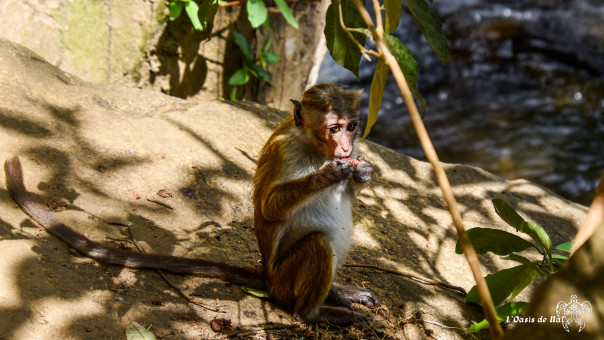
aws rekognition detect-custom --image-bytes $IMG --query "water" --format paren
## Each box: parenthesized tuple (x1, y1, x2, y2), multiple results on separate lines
(318, 0, 604, 205)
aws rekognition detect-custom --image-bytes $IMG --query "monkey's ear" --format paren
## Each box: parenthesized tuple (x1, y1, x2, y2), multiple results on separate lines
(290, 99, 303, 127)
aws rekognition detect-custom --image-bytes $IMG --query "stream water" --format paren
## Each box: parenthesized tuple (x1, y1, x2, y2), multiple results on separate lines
(318, 0, 604, 205)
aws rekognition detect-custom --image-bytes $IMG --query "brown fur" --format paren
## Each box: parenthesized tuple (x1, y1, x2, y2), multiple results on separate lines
(252, 83, 378, 324)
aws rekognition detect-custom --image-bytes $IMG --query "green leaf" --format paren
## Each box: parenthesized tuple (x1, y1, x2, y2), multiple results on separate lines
(492, 200, 553, 266)
(241, 286, 271, 298)
(274, 0, 299, 29)
(348, 28, 373, 40)
(263, 52, 280, 64)
(554, 242, 573, 253)
(404, 0, 448, 64)
(383, 34, 426, 114)
(384, 0, 402, 33)
(262, 38, 271, 55)
(455, 228, 536, 255)
(325, 0, 366, 79)
(552, 254, 569, 270)
(492, 199, 526, 230)
(229, 68, 250, 85)
(467, 302, 529, 332)
(363, 60, 389, 139)
(198, 0, 219, 33)
(169, 1, 183, 21)
(184, 1, 203, 31)
(505, 253, 545, 278)
(125, 322, 156, 340)
(466, 264, 537, 306)
(521, 221, 552, 260)
(252, 64, 270, 82)
(247, 0, 268, 28)
(233, 31, 253, 61)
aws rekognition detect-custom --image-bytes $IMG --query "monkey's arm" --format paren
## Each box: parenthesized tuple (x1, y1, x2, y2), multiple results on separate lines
(261, 160, 352, 222)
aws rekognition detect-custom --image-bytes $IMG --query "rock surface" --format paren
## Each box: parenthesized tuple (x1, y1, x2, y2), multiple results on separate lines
(0, 0, 326, 110)
(0, 39, 587, 339)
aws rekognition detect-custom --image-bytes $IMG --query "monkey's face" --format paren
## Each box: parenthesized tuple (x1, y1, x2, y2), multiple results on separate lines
(317, 112, 359, 159)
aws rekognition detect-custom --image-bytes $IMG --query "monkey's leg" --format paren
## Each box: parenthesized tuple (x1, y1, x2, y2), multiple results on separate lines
(268, 232, 368, 325)
(326, 282, 380, 309)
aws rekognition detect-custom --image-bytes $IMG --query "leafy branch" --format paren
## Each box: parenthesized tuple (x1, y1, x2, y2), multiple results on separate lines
(228, 32, 280, 100)
(457, 199, 572, 332)
(168, 0, 298, 32)
(337, 0, 503, 337)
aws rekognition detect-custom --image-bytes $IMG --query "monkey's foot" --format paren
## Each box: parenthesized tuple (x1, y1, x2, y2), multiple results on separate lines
(326, 283, 381, 309)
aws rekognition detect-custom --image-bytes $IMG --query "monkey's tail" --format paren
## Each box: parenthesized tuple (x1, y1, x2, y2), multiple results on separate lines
(4, 156, 264, 289)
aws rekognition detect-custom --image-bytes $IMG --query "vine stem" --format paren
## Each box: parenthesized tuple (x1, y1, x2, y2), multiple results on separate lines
(343, 263, 467, 296)
(338, 1, 373, 61)
(348, 0, 504, 338)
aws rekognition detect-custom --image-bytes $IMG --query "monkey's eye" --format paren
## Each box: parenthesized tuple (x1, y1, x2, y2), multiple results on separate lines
(347, 123, 357, 132)
(329, 125, 342, 133)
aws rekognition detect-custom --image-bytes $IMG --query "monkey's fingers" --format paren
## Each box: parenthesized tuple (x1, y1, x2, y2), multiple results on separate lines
(352, 162, 373, 184)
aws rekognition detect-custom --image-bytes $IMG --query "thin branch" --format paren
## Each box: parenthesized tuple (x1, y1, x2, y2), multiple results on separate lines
(338, 1, 372, 62)
(147, 198, 174, 210)
(343, 264, 466, 296)
(224, 324, 299, 338)
(407, 319, 479, 339)
(408, 319, 463, 331)
(124, 226, 225, 313)
(372, 0, 383, 37)
(105, 236, 134, 243)
(218, 1, 240, 7)
(571, 171, 604, 255)
(348, 0, 503, 338)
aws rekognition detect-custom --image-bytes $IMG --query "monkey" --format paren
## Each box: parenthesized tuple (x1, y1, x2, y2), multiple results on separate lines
(3, 82, 378, 325)
(252, 82, 379, 324)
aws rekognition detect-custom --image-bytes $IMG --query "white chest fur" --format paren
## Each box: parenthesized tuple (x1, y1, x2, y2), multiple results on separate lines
(274, 181, 354, 266)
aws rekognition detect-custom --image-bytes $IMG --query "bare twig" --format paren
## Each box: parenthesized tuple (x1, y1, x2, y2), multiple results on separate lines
(343, 264, 466, 296)
(348, 0, 503, 337)
(372, 0, 383, 37)
(124, 226, 225, 313)
(218, 1, 240, 7)
(338, 1, 373, 61)
(108, 221, 130, 227)
(224, 324, 299, 338)
(147, 198, 174, 210)
(571, 171, 604, 255)
(105, 236, 134, 243)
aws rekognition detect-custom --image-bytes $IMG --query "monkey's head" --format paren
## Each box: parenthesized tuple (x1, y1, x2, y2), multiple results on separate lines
(291, 83, 363, 159)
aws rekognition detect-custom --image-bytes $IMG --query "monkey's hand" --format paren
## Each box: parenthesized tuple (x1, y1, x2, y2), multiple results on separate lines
(352, 156, 372, 184)
(318, 159, 354, 185)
